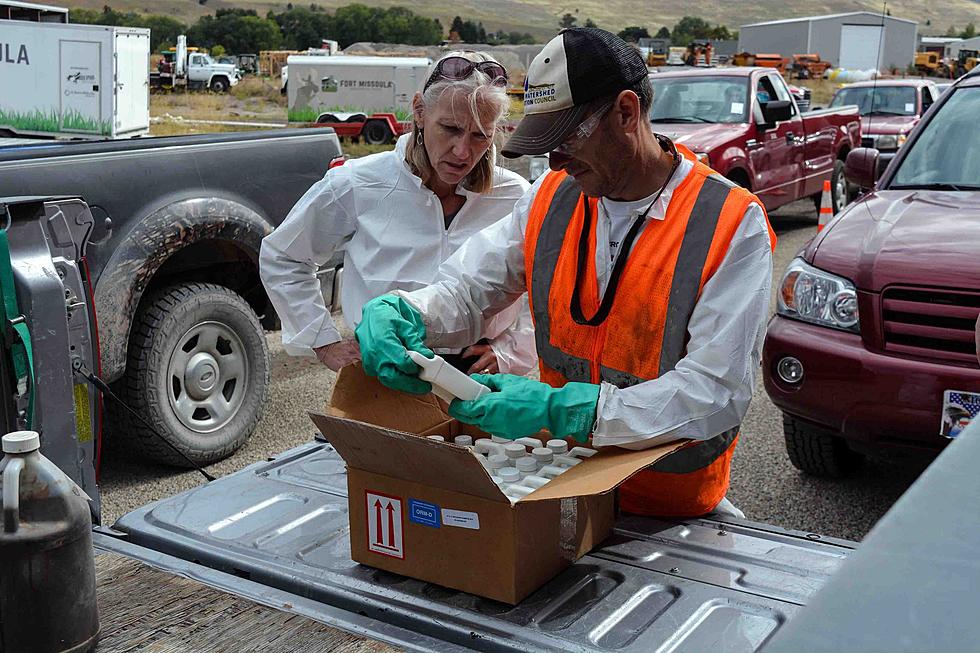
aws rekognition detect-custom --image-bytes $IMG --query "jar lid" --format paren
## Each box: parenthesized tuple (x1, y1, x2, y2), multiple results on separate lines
(503, 443, 526, 458)
(547, 439, 569, 454)
(532, 447, 555, 461)
(516, 457, 538, 471)
(487, 454, 509, 469)
(3, 431, 40, 454)
(500, 467, 521, 482)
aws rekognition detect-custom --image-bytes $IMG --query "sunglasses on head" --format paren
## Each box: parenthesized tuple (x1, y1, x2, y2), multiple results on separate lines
(424, 56, 508, 91)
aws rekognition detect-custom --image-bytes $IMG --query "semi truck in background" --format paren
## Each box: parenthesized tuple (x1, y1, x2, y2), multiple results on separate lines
(0, 19, 149, 138)
(286, 55, 430, 143)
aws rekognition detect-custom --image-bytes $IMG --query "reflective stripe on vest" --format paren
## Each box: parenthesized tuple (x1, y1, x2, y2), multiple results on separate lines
(530, 175, 591, 382)
(527, 168, 747, 475)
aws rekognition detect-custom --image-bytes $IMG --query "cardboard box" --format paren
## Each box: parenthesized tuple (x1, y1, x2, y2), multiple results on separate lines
(310, 365, 684, 604)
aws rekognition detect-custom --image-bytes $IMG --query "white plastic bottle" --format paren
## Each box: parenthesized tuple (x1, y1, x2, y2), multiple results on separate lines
(515, 457, 538, 478)
(568, 446, 597, 458)
(531, 447, 554, 466)
(503, 443, 526, 460)
(546, 439, 569, 455)
(499, 467, 521, 484)
(454, 435, 474, 447)
(515, 437, 543, 449)
(426, 435, 445, 442)
(521, 475, 550, 489)
(407, 351, 491, 403)
(474, 439, 501, 455)
(487, 454, 509, 471)
(539, 465, 568, 478)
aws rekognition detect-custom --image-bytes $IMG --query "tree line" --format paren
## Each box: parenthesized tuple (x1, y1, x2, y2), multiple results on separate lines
(70, 5, 738, 58)
(70, 4, 445, 53)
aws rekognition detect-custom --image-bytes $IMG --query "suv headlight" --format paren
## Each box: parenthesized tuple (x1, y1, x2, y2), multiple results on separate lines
(876, 134, 897, 150)
(777, 258, 860, 332)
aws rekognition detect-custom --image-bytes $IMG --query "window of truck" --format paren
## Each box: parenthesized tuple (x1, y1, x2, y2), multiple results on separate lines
(649, 76, 749, 124)
(890, 88, 980, 189)
(831, 86, 917, 116)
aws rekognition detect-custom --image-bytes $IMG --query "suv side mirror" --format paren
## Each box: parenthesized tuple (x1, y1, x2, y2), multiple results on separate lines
(845, 148, 881, 190)
(761, 100, 793, 125)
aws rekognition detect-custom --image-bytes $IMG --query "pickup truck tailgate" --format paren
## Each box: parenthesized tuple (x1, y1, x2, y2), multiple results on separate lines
(107, 437, 854, 652)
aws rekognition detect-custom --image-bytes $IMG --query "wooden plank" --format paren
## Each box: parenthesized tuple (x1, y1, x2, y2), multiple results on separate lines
(94, 551, 402, 653)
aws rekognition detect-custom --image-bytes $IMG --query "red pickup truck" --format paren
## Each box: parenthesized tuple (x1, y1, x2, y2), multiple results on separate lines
(828, 79, 941, 167)
(763, 69, 980, 476)
(648, 67, 861, 215)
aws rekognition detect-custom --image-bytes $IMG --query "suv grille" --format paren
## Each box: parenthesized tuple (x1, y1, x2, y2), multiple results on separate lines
(881, 287, 980, 366)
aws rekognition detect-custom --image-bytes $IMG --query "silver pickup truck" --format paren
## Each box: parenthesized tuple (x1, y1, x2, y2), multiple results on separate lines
(2, 195, 976, 652)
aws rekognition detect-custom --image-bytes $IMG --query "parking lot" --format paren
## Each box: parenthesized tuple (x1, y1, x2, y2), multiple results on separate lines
(98, 197, 931, 542)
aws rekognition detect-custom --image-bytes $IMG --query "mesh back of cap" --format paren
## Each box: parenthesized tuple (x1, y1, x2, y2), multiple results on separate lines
(564, 28, 648, 105)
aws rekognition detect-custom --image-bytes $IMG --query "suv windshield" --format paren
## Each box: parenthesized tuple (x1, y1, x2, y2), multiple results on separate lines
(830, 86, 917, 116)
(650, 76, 748, 124)
(891, 88, 980, 190)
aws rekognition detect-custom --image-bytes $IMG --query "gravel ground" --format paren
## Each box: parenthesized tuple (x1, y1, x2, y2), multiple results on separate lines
(98, 198, 930, 541)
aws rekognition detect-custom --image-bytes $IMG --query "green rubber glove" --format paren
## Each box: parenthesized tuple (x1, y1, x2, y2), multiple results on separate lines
(449, 374, 600, 442)
(355, 295, 434, 394)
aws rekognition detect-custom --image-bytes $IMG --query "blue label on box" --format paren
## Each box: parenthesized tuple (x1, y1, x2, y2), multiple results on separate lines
(408, 499, 440, 528)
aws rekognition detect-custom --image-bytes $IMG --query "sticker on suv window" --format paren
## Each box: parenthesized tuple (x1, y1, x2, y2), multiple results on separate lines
(941, 390, 980, 438)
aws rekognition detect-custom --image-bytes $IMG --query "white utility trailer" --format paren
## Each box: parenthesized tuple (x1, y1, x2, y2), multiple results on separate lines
(286, 55, 430, 123)
(0, 19, 149, 139)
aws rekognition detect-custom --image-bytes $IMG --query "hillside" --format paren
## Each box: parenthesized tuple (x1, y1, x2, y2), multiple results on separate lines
(63, 0, 978, 41)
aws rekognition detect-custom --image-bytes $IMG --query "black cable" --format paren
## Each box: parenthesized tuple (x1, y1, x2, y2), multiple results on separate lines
(72, 362, 215, 483)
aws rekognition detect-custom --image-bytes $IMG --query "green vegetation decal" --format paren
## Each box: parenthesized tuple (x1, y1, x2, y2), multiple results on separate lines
(0, 106, 111, 135)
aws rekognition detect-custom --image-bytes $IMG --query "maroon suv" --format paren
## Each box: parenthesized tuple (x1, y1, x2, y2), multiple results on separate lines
(763, 70, 980, 477)
(828, 79, 941, 167)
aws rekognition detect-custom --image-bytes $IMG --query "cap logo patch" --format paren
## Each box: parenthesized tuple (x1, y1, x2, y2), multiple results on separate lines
(524, 82, 557, 107)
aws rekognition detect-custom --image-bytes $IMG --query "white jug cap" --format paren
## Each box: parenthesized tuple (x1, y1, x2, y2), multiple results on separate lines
(3, 431, 40, 454)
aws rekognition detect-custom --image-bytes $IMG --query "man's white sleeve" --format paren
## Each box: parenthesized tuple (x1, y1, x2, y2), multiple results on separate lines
(592, 203, 773, 449)
(399, 177, 544, 349)
(488, 295, 538, 375)
(259, 165, 356, 356)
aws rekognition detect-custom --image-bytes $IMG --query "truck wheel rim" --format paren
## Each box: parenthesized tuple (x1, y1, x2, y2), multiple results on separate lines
(167, 320, 249, 434)
(835, 173, 848, 212)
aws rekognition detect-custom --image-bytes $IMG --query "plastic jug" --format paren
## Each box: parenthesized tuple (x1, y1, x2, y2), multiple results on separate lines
(0, 431, 99, 653)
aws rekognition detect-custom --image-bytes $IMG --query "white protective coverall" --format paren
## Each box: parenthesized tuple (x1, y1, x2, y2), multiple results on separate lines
(398, 156, 773, 450)
(260, 136, 537, 375)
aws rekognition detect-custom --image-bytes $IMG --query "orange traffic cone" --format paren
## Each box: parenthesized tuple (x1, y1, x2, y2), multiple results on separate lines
(818, 179, 833, 231)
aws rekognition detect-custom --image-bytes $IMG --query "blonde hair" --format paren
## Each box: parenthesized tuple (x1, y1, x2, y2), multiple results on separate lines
(405, 51, 510, 194)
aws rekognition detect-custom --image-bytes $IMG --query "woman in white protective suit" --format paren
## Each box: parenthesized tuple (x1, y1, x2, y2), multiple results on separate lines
(260, 52, 536, 375)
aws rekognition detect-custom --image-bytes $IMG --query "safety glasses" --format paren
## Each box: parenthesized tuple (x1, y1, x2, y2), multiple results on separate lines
(553, 101, 614, 156)
(424, 56, 508, 91)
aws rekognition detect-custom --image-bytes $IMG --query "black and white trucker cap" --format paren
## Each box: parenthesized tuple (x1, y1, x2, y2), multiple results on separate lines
(501, 27, 648, 158)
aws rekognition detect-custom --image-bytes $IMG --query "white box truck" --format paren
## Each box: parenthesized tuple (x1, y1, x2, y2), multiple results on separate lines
(0, 20, 149, 139)
(286, 55, 430, 126)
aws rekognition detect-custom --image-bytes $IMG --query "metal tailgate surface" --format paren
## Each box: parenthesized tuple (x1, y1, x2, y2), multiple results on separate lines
(110, 438, 854, 652)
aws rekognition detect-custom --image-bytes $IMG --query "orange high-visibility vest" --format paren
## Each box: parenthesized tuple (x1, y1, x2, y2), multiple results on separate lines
(524, 144, 776, 517)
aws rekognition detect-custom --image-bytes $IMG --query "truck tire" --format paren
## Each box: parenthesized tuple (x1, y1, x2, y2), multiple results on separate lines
(783, 414, 863, 478)
(210, 77, 230, 93)
(813, 160, 849, 215)
(363, 120, 392, 145)
(112, 282, 269, 467)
